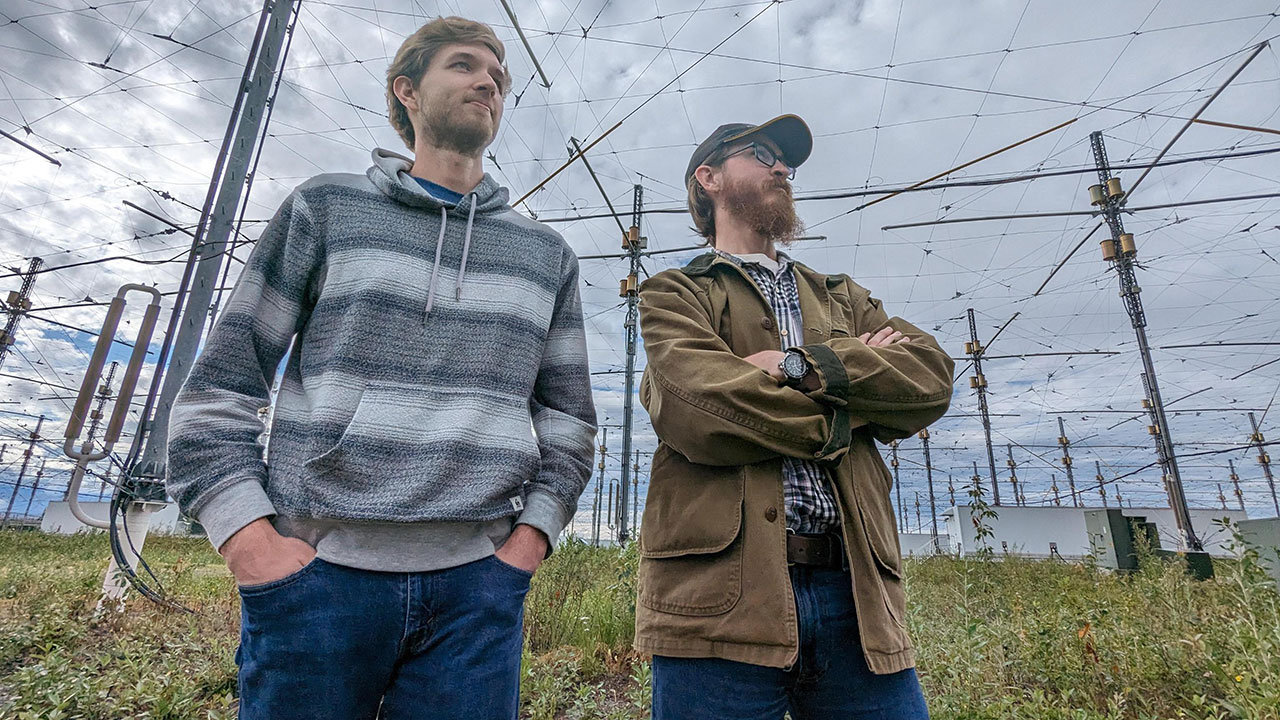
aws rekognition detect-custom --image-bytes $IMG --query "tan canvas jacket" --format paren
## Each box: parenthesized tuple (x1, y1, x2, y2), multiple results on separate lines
(634, 251, 954, 674)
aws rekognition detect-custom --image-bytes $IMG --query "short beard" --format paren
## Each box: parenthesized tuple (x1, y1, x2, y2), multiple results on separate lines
(721, 174, 805, 245)
(420, 104, 495, 157)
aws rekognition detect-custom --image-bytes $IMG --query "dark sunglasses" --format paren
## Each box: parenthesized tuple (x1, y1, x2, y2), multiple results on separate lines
(722, 143, 796, 180)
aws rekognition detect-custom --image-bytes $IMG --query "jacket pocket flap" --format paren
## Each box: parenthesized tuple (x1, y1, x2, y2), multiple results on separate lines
(639, 446, 745, 558)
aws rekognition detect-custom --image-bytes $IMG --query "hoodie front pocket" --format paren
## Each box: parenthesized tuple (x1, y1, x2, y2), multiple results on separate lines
(303, 382, 541, 494)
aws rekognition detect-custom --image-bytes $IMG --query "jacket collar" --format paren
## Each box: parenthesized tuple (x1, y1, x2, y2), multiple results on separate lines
(680, 251, 840, 287)
(679, 251, 840, 340)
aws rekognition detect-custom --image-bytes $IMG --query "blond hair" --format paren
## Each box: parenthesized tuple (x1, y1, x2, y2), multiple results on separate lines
(386, 17, 511, 149)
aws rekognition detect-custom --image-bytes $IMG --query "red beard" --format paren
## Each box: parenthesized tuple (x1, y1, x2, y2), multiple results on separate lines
(721, 174, 804, 244)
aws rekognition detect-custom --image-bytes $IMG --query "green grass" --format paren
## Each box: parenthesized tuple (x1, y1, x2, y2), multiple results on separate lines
(0, 530, 1277, 719)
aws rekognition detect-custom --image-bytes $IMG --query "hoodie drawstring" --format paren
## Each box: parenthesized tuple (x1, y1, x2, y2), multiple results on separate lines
(456, 194, 477, 301)
(424, 206, 448, 320)
(424, 195, 479, 321)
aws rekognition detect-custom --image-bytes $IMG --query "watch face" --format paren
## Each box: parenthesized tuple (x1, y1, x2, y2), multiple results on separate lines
(783, 352, 808, 379)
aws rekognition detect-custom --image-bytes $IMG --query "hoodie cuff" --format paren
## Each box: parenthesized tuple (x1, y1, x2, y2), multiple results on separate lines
(516, 488, 570, 555)
(195, 481, 277, 552)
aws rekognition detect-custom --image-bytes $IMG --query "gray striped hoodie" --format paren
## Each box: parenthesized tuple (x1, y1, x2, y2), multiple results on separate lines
(167, 149, 597, 555)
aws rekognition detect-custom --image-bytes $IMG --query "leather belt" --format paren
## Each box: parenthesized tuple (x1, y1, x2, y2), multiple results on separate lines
(786, 532, 844, 568)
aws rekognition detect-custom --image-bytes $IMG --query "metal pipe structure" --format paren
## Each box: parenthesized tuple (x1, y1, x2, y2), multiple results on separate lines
(496, 0, 552, 89)
(1248, 413, 1277, 516)
(2, 416, 43, 528)
(1095, 461, 1108, 507)
(127, 0, 298, 494)
(0, 258, 43, 368)
(966, 308, 1000, 505)
(617, 185, 645, 544)
(919, 429, 937, 543)
(1090, 130, 1201, 551)
(1005, 445, 1021, 506)
(1228, 459, 1246, 512)
(1058, 417, 1079, 507)
(63, 285, 162, 530)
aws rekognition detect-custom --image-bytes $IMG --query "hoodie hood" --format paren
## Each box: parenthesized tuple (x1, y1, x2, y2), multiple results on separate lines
(366, 147, 510, 214)
(366, 148, 511, 319)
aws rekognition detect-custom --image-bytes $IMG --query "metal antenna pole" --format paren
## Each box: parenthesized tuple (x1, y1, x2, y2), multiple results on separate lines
(966, 308, 1001, 504)
(606, 479, 615, 534)
(127, 0, 299, 497)
(1228, 459, 1246, 512)
(0, 258, 43, 368)
(1005, 445, 1021, 506)
(3, 415, 43, 528)
(1096, 460, 1109, 507)
(1089, 130, 1201, 550)
(21, 459, 45, 520)
(889, 441, 903, 531)
(913, 492, 921, 534)
(919, 429, 937, 540)
(1058, 417, 1080, 507)
(66, 363, 118, 501)
(617, 185, 645, 544)
(1248, 413, 1277, 516)
(594, 428, 606, 546)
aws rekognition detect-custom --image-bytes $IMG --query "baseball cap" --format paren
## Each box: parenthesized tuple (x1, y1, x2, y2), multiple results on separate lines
(684, 114, 813, 182)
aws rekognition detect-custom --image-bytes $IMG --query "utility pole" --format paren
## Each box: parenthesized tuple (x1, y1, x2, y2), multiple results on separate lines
(616, 184, 646, 544)
(1228, 459, 1245, 512)
(1005, 445, 1021, 506)
(1058, 417, 1080, 507)
(1095, 461, 1108, 507)
(913, 492, 921, 534)
(1089, 130, 1200, 550)
(606, 479, 615, 538)
(593, 428, 607, 546)
(0, 257, 42, 368)
(67, 362, 118, 501)
(965, 308, 1000, 504)
(126, 0, 300, 501)
(1217, 483, 1228, 511)
(21, 458, 45, 520)
(1247, 412, 1277, 516)
(1050, 474, 1061, 507)
(97, 467, 113, 502)
(889, 441, 904, 531)
(947, 474, 956, 507)
(919, 429, 937, 539)
(3, 415, 42, 528)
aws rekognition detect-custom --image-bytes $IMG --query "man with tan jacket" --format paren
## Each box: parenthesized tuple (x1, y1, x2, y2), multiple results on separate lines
(636, 114, 954, 719)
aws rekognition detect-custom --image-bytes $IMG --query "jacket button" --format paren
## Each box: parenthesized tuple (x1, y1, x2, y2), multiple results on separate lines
(761, 317, 774, 330)
(764, 507, 778, 522)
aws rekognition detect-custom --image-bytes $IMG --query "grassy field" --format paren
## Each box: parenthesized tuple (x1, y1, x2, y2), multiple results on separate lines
(0, 530, 1277, 719)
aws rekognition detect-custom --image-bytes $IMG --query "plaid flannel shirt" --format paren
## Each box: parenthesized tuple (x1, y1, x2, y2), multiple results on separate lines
(715, 249, 839, 535)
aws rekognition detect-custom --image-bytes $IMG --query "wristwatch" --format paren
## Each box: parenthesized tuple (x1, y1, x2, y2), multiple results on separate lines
(779, 350, 811, 384)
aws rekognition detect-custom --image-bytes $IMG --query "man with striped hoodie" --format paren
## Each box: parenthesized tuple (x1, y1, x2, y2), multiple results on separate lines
(166, 17, 596, 719)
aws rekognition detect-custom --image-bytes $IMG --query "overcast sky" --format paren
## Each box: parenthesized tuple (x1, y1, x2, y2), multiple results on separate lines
(1, 0, 1278, 544)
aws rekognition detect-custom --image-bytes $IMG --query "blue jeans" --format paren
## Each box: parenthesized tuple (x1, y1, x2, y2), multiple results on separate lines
(652, 564, 929, 720)
(235, 555, 531, 719)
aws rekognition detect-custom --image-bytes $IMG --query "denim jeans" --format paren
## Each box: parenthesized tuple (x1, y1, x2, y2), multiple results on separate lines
(652, 564, 930, 720)
(235, 555, 531, 719)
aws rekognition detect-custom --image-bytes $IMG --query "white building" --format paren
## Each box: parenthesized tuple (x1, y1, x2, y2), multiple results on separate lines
(40, 501, 196, 536)
(942, 504, 1249, 559)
